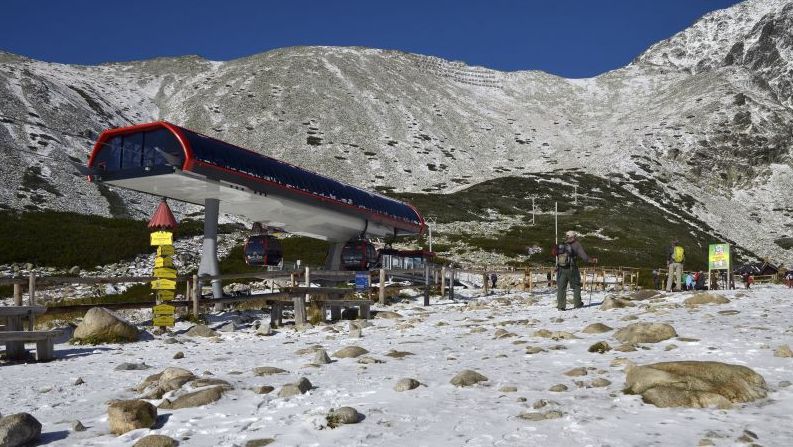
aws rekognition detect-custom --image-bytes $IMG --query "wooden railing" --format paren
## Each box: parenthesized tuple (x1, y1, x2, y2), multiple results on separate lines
(521, 266, 641, 291)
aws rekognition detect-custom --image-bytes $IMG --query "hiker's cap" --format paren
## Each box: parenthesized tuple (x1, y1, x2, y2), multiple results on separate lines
(565, 230, 576, 239)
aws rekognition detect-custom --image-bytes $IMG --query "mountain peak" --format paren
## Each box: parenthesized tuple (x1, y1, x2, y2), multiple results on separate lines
(634, 0, 792, 72)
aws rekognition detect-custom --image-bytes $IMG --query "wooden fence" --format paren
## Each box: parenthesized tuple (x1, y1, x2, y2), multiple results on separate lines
(522, 266, 640, 291)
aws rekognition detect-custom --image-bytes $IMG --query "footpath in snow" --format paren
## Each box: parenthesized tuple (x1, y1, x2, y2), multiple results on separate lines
(2, 285, 793, 446)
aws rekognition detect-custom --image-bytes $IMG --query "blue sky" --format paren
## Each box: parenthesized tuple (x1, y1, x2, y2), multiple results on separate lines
(2, 0, 742, 78)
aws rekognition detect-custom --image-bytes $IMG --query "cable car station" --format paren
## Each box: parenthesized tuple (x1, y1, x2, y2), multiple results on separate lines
(86, 121, 426, 298)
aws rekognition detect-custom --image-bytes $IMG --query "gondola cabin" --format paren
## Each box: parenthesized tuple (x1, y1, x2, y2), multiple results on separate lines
(244, 235, 283, 267)
(379, 248, 435, 270)
(341, 239, 379, 271)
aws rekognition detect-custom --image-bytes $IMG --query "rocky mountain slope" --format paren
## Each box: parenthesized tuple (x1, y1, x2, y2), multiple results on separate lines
(0, 0, 791, 262)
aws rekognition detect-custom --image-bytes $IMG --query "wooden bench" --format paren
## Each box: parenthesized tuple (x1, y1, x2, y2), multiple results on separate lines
(0, 330, 62, 361)
(0, 306, 60, 361)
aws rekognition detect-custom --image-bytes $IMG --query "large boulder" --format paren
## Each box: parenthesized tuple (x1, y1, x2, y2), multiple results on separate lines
(107, 400, 157, 435)
(614, 323, 677, 344)
(278, 377, 313, 398)
(159, 386, 226, 409)
(582, 323, 613, 334)
(252, 366, 288, 376)
(600, 297, 635, 310)
(394, 378, 421, 392)
(333, 346, 369, 358)
(136, 367, 196, 399)
(326, 407, 363, 427)
(683, 293, 730, 306)
(450, 370, 488, 387)
(629, 290, 661, 301)
(0, 413, 41, 447)
(624, 361, 768, 408)
(133, 434, 180, 447)
(185, 324, 218, 337)
(73, 307, 139, 344)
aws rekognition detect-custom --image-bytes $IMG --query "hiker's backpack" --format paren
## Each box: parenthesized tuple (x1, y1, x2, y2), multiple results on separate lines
(672, 245, 685, 263)
(553, 243, 574, 267)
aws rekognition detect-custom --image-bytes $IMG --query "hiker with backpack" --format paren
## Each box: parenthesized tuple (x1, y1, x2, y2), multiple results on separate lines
(552, 230, 598, 311)
(666, 239, 685, 292)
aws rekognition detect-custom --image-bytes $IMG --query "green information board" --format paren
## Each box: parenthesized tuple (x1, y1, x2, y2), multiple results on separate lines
(708, 243, 730, 270)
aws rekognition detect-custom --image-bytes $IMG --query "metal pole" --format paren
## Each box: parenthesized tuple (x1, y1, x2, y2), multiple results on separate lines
(198, 198, 223, 300)
(531, 197, 536, 226)
(423, 263, 430, 306)
(728, 245, 732, 290)
(428, 221, 433, 252)
(28, 272, 36, 306)
(554, 202, 558, 247)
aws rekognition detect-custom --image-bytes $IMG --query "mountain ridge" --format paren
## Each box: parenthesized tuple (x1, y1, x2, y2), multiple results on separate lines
(0, 0, 791, 263)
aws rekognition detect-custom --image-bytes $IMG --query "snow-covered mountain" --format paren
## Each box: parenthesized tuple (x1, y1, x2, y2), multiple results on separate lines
(0, 0, 791, 260)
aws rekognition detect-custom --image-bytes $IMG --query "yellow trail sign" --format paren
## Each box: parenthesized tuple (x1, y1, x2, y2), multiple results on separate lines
(151, 278, 176, 290)
(153, 303, 175, 327)
(157, 290, 175, 301)
(157, 245, 175, 257)
(150, 231, 173, 246)
(155, 257, 174, 268)
(154, 267, 177, 279)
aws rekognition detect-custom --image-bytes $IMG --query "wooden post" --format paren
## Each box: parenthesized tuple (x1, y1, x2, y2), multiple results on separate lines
(295, 267, 309, 326)
(192, 274, 200, 318)
(13, 280, 22, 306)
(28, 272, 36, 329)
(483, 273, 489, 295)
(28, 272, 36, 306)
(423, 263, 430, 306)
(379, 268, 386, 305)
(304, 266, 311, 301)
(448, 269, 455, 300)
(290, 272, 296, 287)
(5, 316, 25, 360)
(293, 296, 307, 326)
(360, 302, 371, 319)
(440, 266, 446, 296)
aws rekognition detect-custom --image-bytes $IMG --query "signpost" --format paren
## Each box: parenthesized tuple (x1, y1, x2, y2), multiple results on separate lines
(153, 303, 176, 327)
(354, 271, 370, 292)
(148, 199, 178, 328)
(708, 243, 731, 290)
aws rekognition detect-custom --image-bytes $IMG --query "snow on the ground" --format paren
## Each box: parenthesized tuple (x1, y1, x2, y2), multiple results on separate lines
(2, 285, 793, 446)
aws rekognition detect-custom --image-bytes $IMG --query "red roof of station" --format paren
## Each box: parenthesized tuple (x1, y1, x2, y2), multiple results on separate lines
(148, 199, 178, 230)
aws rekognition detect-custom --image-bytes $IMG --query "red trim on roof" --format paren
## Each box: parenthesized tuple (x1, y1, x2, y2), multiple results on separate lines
(87, 121, 193, 178)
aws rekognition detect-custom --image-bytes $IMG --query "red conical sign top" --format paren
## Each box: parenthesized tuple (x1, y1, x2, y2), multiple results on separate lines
(148, 198, 178, 230)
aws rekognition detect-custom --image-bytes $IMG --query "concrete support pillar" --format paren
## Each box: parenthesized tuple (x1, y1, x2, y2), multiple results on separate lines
(325, 241, 345, 271)
(198, 198, 224, 301)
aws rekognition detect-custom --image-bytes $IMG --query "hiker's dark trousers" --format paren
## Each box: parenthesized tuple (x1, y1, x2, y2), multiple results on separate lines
(557, 265, 582, 310)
